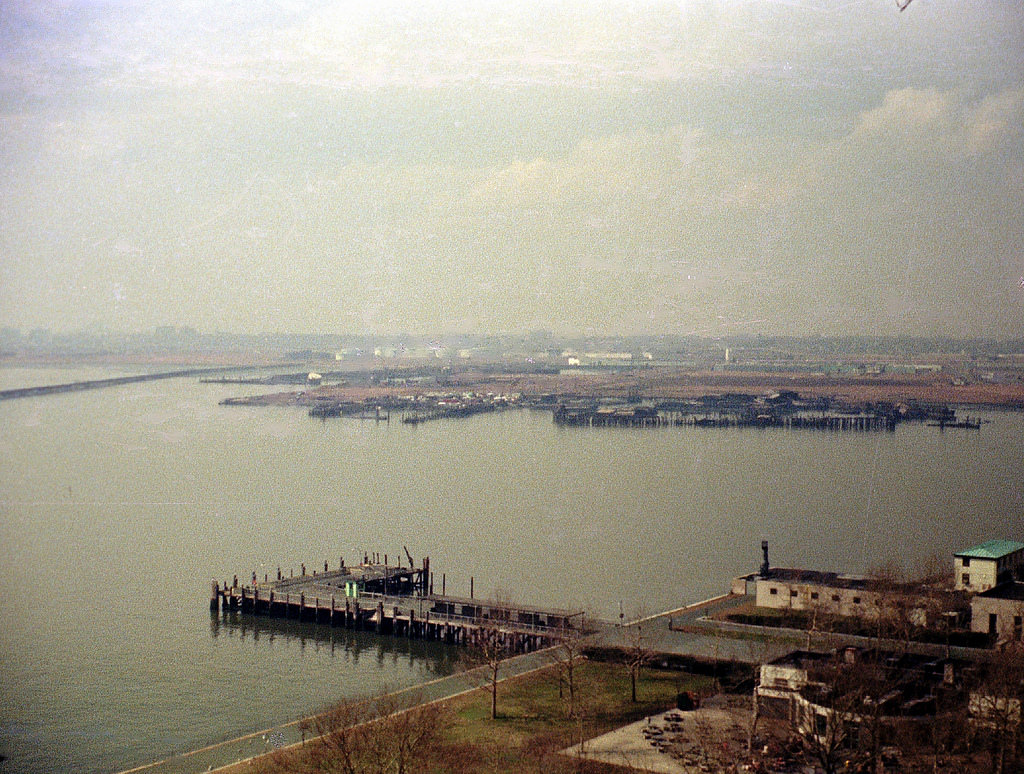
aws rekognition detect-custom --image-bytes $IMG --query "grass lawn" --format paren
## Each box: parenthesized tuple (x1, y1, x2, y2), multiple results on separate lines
(247, 660, 713, 774)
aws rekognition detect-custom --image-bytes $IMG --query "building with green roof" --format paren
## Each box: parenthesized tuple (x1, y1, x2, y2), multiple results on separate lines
(954, 539, 1024, 593)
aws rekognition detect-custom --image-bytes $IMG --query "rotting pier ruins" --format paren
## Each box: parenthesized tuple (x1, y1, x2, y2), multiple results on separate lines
(210, 551, 585, 654)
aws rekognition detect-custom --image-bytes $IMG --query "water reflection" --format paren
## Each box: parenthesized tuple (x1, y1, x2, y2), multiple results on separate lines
(211, 610, 459, 677)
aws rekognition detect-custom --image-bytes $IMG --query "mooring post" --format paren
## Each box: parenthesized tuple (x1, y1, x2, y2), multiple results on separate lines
(442, 573, 446, 596)
(470, 576, 474, 599)
(210, 580, 219, 612)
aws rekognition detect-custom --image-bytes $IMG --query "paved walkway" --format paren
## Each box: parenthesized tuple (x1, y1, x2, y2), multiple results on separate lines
(589, 593, 798, 665)
(117, 648, 558, 774)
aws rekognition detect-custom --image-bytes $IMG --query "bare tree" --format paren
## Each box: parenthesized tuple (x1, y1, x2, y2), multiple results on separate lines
(625, 618, 653, 704)
(548, 614, 589, 719)
(461, 595, 515, 720)
(970, 642, 1024, 774)
(796, 654, 875, 774)
(258, 692, 446, 774)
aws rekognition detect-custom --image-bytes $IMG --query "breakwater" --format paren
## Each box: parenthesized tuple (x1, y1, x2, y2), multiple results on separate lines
(0, 366, 252, 400)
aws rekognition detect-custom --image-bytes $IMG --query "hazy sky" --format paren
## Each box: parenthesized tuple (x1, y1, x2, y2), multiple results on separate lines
(1, 0, 1022, 337)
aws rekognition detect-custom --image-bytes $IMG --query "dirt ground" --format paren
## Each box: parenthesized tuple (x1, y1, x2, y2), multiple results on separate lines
(569, 695, 787, 774)
(254, 368, 1024, 408)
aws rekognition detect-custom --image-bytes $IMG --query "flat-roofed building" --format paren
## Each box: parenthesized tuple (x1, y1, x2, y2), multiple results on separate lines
(970, 582, 1024, 642)
(954, 540, 1024, 593)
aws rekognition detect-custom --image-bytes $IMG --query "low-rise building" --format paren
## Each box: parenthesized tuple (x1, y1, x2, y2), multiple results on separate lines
(954, 540, 1024, 593)
(970, 582, 1024, 642)
(756, 648, 967, 735)
(746, 542, 964, 631)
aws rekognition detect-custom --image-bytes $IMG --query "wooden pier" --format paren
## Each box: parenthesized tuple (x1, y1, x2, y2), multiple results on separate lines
(676, 413, 897, 431)
(553, 404, 666, 427)
(210, 554, 585, 654)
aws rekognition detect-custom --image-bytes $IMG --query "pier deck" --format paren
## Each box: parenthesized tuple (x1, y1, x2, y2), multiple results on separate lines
(210, 556, 585, 654)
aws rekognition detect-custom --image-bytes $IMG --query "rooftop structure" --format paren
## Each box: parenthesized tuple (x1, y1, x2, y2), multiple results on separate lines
(955, 540, 1024, 560)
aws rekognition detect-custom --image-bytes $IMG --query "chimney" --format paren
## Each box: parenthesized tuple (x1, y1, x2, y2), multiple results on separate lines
(760, 540, 771, 577)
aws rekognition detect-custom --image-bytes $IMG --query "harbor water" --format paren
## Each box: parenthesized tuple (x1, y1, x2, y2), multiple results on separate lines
(1, 367, 1021, 773)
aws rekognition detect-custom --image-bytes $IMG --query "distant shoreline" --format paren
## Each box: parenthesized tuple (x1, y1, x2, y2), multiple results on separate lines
(225, 369, 1024, 411)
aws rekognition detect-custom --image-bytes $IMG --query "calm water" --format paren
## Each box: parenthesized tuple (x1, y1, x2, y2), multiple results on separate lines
(1, 368, 1022, 773)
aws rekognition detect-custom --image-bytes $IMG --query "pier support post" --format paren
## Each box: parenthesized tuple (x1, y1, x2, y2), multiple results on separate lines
(210, 580, 219, 612)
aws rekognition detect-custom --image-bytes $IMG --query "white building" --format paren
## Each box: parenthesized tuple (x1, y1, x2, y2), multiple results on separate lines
(970, 582, 1024, 642)
(954, 540, 1024, 593)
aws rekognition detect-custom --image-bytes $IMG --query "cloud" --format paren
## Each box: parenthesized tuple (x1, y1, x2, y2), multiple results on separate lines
(854, 87, 953, 136)
(963, 87, 1024, 155)
(851, 86, 1023, 157)
(468, 126, 710, 209)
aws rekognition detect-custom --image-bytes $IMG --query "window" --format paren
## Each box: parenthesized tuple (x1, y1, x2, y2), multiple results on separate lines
(962, 557, 971, 567)
(962, 573, 970, 586)
(832, 594, 840, 602)
(811, 592, 819, 600)
(853, 597, 861, 604)
(790, 589, 798, 597)
(770, 588, 778, 595)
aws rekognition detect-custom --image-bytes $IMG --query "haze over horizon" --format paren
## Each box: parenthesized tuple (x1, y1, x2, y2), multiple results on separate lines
(2, 0, 1022, 339)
